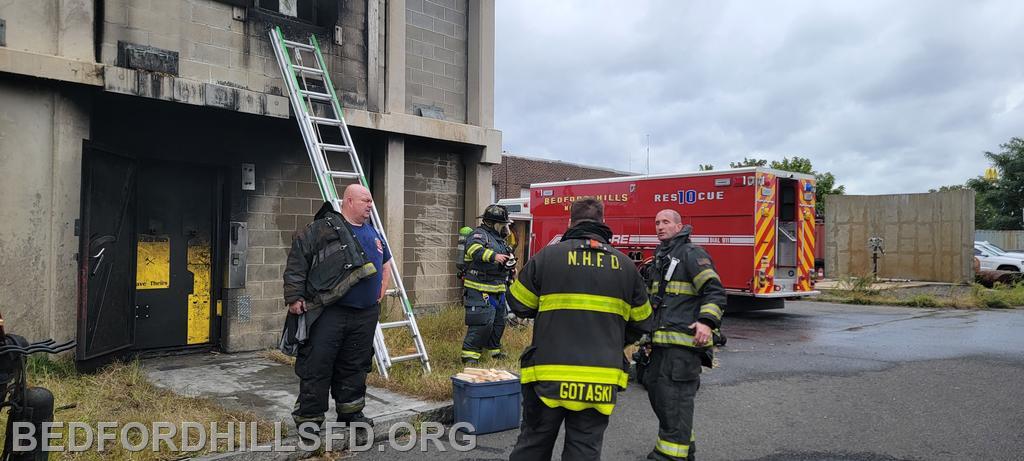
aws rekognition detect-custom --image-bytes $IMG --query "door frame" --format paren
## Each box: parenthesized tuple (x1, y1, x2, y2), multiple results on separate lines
(77, 142, 228, 362)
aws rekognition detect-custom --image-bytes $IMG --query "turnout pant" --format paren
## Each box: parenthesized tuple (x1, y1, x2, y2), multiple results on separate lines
(509, 384, 610, 461)
(645, 346, 702, 460)
(460, 289, 507, 360)
(292, 303, 379, 426)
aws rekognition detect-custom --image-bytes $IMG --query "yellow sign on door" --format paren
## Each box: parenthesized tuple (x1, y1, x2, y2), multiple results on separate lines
(136, 236, 171, 290)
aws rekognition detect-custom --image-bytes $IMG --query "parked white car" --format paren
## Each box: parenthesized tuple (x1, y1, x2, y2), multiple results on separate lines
(975, 241, 1024, 259)
(974, 243, 1023, 272)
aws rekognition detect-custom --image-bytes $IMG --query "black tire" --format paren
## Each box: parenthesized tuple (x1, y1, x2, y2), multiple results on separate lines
(997, 265, 1021, 272)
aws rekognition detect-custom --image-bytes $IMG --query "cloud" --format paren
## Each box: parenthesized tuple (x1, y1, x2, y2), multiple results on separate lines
(494, 0, 1024, 194)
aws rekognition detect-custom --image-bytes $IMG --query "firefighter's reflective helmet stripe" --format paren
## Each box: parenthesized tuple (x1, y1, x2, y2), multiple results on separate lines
(700, 303, 723, 320)
(693, 268, 720, 291)
(461, 349, 482, 359)
(655, 438, 690, 458)
(666, 281, 696, 295)
(464, 243, 485, 261)
(510, 279, 539, 309)
(652, 330, 713, 348)
(538, 395, 616, 416)
(464, 279, 506, 293)
(520, 364, 629, 388)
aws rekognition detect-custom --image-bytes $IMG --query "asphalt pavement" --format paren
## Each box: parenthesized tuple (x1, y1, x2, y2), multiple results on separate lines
(349, 301, 1024, 460)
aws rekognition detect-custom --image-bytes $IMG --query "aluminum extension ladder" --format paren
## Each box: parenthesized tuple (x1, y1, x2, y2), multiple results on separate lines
(268, 26, 430, 379)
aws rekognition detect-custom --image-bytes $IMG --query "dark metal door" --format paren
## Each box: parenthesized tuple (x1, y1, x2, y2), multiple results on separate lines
(133, 162, 216, 349)
(77, 148, 137, 362)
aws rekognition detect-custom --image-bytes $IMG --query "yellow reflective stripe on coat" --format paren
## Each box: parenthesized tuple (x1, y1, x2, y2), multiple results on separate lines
(465, 243, 484, 261)
(655, 438, 690, 458)
(464, 279, 507, 293)
(509, 279, 539, 309)
(520, 364, 629, 388)
(649, 281, 659, 295)
(482, 249, 495, 262)
(665, 281, 696, 295)
(652, 330, 712, 348)
(538, 395, 616, 416)
(700, 303, 723, 320)
(538, 293, 631, 319)
(630, 300, 653, 322)
(693, 268, 719, 291)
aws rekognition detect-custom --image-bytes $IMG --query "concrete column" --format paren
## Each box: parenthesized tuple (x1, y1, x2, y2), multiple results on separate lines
(385, 0, 406, 114)
(463, 146, 493, 226)
(373, 134, 405, 257)
(367, 0, 382, 112)
(57, 0, 95, 61)
(467, 0, 495, 128)
(49, 87, 90, 344)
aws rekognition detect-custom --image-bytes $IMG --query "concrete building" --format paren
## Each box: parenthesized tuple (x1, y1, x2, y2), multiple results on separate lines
(0, 0, 500, 365)
(491, 153, 631, 201)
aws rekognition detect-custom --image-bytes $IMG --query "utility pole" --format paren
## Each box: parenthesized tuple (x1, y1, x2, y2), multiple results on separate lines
(646, 134, 650, 175)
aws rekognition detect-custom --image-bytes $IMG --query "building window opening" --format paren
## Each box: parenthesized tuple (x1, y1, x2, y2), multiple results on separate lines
(257, 0, 317, 24)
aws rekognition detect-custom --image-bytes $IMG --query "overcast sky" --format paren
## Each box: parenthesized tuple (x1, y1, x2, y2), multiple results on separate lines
(493, 0, 1024, 194)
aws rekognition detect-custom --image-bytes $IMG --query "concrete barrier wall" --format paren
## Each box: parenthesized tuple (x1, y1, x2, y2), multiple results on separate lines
(825, 191, 975, 283)
(975, 230, 1024, 252)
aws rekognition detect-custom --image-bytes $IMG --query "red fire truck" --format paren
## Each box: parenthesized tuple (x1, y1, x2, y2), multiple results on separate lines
(499, 167, 819, 309)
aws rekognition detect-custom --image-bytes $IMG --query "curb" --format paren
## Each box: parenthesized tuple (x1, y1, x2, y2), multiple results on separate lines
(192, 402, 454, 460)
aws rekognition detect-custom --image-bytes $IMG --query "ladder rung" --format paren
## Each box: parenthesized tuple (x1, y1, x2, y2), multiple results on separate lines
(319, 143, 352, 153)
(292, 65, 324, 75)
(389, 353, 426, 364)
(283, 39, 314, 51)
(380, 320, 411, 329)
(328, 171, 361, 180)
(309, 116, 341, 126)
(299, 90, 333, 101)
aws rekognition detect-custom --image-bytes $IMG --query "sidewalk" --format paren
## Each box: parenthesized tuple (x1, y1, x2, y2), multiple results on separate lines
(141, 351, 452, 459)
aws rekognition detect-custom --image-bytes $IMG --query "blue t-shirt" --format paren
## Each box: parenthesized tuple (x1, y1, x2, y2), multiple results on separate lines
(337, 222, 391, 309)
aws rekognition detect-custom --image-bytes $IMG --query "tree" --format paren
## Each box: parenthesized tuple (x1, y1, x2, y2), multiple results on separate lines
(729, 157, 767, 168)
(966, 137, 1024, 230)
(928, 185, 970, 193)
(698, 164, 714, 171)
(730, 156, 845, 215)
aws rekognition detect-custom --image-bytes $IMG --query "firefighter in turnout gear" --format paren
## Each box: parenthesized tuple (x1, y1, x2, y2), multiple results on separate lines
(644, 209, 726, 461)
(507, 198, 654, 461)
(460, 204, 514, 364)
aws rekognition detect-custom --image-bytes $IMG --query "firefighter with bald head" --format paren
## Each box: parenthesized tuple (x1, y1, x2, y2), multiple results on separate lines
(460, 204, 514, 364)
(507, 198, 654, 460)
(644, 208, 726, 461)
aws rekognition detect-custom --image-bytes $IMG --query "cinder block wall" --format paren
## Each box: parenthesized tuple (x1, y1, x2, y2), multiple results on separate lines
(403, 146, 465, 307)
(825, 190, 976, 283)
(405, 0, 468, 122)
(100, 0, 369, 109)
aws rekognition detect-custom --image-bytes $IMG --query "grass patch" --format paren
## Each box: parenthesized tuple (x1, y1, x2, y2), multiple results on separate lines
(0, 357, 275, 460)
(366, 304, 532, 401)
(814, 281, 1024, 309)
(262, 304, 533, 401)
(971, 282, 1024, 309)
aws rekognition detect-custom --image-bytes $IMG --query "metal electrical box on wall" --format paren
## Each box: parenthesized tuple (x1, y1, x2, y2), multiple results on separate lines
(227, 222, 248, 288)
(0, 19, 6, 47)
(241, 163, 255, 191)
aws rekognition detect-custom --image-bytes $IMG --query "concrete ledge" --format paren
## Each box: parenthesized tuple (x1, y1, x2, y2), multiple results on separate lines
(104, 66, 291, 118)
(0, 48, 103, 86)
(344, 108, 503, 157)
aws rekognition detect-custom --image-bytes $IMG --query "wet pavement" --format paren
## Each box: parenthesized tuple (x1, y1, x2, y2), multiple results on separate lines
(350, 301, 1024, 461)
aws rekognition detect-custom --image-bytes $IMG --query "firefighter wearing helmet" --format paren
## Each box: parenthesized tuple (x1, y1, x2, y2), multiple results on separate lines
(460, 204, 514, 364)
